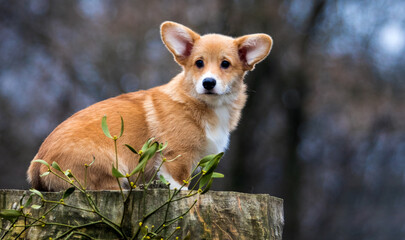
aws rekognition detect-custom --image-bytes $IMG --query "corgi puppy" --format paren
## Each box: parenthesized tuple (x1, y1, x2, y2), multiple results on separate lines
(27, 21, 273, 191)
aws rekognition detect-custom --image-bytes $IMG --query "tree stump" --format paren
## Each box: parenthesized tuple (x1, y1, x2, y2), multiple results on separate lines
(0, 189, 283, 239)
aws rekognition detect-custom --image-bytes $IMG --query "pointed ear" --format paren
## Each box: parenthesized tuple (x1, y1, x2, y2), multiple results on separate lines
(160, 21, 200, 65)
(235, 34, 273, 71)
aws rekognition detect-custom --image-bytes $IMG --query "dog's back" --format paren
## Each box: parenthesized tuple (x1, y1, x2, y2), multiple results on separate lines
(27, 81, 218, 190)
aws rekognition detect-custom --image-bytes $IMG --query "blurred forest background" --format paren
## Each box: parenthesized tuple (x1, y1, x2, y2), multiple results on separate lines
(0, 0, 404, 239)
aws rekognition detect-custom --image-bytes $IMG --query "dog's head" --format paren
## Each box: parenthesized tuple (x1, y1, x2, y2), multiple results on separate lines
(161, 21, 273, 105)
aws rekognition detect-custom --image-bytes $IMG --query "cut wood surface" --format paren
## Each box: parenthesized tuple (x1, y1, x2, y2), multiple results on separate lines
(0, 189, 284, 239)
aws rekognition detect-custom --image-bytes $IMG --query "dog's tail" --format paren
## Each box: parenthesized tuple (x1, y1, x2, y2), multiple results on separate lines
(27, 155, 46, 191)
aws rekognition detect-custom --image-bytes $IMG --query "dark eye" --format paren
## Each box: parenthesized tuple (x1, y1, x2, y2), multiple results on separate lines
(221, 60, 230, 69)
(195, 60, 204, 68)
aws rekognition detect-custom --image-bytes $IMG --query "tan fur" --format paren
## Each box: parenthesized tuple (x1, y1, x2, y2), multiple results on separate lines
(27, 21, 273, 191)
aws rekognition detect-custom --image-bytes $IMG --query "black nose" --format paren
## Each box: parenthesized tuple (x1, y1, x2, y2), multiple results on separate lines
(202, 78, 216, 90)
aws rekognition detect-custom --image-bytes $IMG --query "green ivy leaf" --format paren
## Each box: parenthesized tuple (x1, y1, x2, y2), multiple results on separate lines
(202, 152, 223, 176)
(30, 189, 43, 199)
(40, 171, 50, 177)
(139, 142, 158, 166)
(198, 154, 216, 167)
(32, 159, 49, 167)
(119, 116, 124, 138)
(64, 169, 73, 178)
(112, 165, 125, 178)
(129, 159, 147, 177)
(24, 195, 33, 208)
(0, 209, 22, 221)
(89, 156, 96, 166)
(212, 172, 224, 178)
(159, 174, 168, 185)
(62, 187, 75, 199)
(199, 172, 213, 190)
(133, 142, 159, 174)
(125, 144, 138, 155)
(141, 137, 155, 153)
(51, 161, 62, 172)
(156, 141, 168, 153)
(201, 178, 213, 194)
(101, 115, 113, 139)
(19, 193, 26, 206)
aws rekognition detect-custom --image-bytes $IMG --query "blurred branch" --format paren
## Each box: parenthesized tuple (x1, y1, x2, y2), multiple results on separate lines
(301, 0, 330, 54)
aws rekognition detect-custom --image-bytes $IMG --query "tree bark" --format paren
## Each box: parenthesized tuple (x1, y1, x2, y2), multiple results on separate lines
(0, 189, 283, 240)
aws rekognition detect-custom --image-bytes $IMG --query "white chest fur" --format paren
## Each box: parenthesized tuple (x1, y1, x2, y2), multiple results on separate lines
(205, 106, 231, 155)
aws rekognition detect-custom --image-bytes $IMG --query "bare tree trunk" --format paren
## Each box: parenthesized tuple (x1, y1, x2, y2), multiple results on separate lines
(0, 189, 284, 240)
